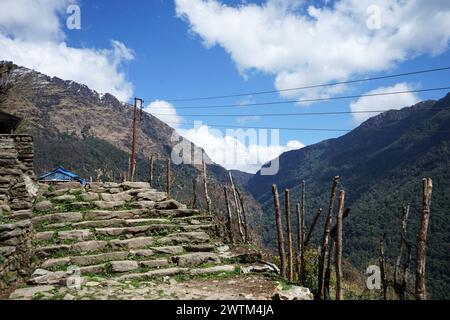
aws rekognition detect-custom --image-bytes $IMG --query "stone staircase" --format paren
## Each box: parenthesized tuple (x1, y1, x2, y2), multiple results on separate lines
(27, 181, 254, 287)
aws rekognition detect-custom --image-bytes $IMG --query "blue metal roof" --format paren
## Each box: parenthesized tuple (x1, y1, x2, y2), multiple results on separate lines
(38, 167, 86, 186)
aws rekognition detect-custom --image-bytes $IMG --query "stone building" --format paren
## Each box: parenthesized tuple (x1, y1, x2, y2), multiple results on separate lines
(0, 111, 36, 290)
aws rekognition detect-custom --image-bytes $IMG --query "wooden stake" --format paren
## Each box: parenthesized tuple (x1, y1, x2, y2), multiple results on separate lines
(335, 190, 345, 300)
(416, 178, 432, 300)
(379, 233, 387, 300)
(229, 172, 245, 242)
(166, 159, 171, 197)
(297, 181, 305, 284)
(272, 184, 286, 279)
(394, 204, 411, 300)
(304, 208, 323, 247)
(149, 156, 154, 187)
(285, 189, 294, 282)
(202, 151, 212, 215)
(224, 187, 233, 243)
(236, 188, 249, 243)
(324, 240, 334, 300)
(317, 176, 340, 300)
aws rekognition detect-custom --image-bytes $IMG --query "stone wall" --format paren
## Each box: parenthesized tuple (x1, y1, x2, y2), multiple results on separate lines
(0, 134, 36, 290)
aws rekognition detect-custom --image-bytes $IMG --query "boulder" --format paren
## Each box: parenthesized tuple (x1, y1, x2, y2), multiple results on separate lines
(93, 201, 125, 210)
(72, 240, 108, 253)
(137, 191, 167, 202)
(154, 199, 187, 210)
(159, 232, 210, 245)
(121, 182, 151, 190)
(80, 192, 99, 202)
(58, 229, 93, 241)
(101, 192, 133, 202)
(35, 200, 54, 212)
(53, 194, 76, 202)
(9, 285, 55, 299)
(110, 237, 154, 250)
(150, 246, 184, 255)
(272, 286, 313, 300)
(110, 261, 139, 273)
(172, 252, 220, 267)
(140, 259, 170, 268)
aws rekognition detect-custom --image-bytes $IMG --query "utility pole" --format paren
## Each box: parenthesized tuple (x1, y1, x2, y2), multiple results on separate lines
(129, 97, 144, 181)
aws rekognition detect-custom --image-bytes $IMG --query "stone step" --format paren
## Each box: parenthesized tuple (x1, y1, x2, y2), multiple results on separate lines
(36, 231, 214, 260)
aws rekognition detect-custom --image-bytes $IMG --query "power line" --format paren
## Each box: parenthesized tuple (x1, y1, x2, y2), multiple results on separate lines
(162, 120, 450, 133)
(148, 105, 449, 117)
(144, 66, 450, 102)
(153, 87, 450, 109)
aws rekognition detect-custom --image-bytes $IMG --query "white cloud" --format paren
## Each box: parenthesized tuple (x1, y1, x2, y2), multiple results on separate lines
(350, 83, 420, 124)
(175, 0, 450, 102)
(0, 0, 134, 101)
(178, 124, 304, 173)
(144, 100, 183, 128)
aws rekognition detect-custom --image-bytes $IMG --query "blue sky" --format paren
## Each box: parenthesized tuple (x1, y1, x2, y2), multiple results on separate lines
(1, 0, 450, 172)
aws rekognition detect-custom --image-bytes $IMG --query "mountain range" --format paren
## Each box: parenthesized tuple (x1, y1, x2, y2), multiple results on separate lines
(245, 93, 450, 299)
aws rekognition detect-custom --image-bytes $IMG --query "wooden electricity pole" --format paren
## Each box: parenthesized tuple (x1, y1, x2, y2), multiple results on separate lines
(416, 178, 433, 300)
(379, 233, 387, 300)
(272, 184, 286, 279)
(236, 188, 249, 243)
(129, 97, 143, 182)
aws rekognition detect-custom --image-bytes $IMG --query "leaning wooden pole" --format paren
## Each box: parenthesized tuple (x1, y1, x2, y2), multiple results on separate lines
(202, 151, 212, 215)
(297, 181, 306, 284)
(416, 178, 433, 300)
(224, 187, 234, 244)
(317, 176, 340, 300)
(379, 233, 387, 300)
(229, 172, 245, 242)
(285, 189, 294, 282)
(272, 184, 286, 279)
(394, 204, 410, 300)
(335, 190, 345, 300)
(304, 208, 323, 246)
(236, 188, 250, 243)
(166, 159, 171, 197)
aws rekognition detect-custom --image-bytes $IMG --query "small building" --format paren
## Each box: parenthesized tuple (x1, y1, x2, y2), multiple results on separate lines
(38, 167, 87, 186)
(0, 111, 21, 134)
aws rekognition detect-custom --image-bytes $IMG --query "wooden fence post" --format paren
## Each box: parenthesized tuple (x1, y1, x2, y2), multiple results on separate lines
(272, 184, 286, 279)
(297, 181, 305, 284)
(229, 172, 245, 242)
(304, 208, 323, 247)
(224, 187, 233, 244)
(394, 204, 411, 300)
(317, 176, 340, 300)
(416, 178, 432, 300)
(285, 189, 294, 282)
(379, 233, 387, 300)
(236, 188, 249, 243)
(202, 151, 212, 215)
(149, 156, 154, 187)
(335, 190, 345, 300)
